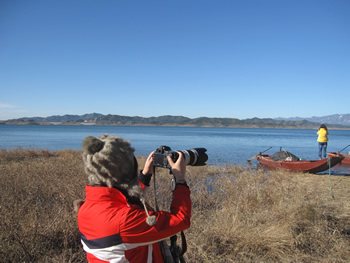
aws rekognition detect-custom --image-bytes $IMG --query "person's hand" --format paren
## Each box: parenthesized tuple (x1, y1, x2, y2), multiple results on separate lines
(142, 151, 154, 175)
(167, 152, 186, 182)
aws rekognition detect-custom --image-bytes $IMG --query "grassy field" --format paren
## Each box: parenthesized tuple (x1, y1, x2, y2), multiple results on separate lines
(0, 149, 349, 262)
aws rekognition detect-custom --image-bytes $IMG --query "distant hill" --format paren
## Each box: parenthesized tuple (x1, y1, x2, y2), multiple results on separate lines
(275, 114, 350, 126)
(3, 113, 350, 129)
(12, 113, 104, 123)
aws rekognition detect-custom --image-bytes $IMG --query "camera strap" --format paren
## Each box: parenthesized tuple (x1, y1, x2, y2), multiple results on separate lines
(170, 231, 187, 263)
(152, 167, 160, 211)
(152, 168, 187, 263)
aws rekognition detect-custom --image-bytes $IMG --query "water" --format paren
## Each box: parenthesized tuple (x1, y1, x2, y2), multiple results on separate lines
(1, 124, 349, 174)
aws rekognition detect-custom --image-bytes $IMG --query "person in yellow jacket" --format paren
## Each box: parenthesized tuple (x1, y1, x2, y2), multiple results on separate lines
(317, 124, 328, 160)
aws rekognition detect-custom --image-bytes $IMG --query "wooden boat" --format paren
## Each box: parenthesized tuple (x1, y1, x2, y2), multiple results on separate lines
(327, 152, 350, 164)
(256, 154, 344, 173)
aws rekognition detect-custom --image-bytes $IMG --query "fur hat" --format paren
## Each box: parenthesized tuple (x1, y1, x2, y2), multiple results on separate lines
(81, 134, 157, 226)
(82, 134, 141, 197)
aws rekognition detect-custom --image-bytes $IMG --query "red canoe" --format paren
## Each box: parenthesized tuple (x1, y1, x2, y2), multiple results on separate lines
(327, 152, 350, 164)
(256, 154, 344, 174)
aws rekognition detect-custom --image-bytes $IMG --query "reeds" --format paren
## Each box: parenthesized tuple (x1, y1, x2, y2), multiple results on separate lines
(1, 149, 349, 262)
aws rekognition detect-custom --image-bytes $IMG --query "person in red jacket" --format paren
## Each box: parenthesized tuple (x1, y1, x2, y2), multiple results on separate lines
(75, 134, 191, 263)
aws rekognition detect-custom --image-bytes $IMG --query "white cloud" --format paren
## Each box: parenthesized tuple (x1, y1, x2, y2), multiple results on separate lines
(0, 104, 15, 108)
(0, 104, 26, 120)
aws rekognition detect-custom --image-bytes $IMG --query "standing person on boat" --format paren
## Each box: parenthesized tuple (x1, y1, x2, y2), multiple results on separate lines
(316, 124, 329, 160)
(75, 134, 191, 262)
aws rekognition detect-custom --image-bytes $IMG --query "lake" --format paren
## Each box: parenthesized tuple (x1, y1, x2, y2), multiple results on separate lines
(1, 124, 349, 174)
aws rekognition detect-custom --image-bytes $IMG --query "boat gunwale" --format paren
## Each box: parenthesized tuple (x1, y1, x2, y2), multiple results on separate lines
(256, 154, 344, 173)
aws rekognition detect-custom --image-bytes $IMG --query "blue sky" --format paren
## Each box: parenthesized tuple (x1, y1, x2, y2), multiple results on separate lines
(1, 0, 349, 121)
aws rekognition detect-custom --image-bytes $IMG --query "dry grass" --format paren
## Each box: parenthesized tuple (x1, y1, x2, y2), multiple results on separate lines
(1, 149, 349, 262)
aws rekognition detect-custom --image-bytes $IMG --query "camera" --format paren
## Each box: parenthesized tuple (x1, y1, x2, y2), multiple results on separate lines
(153, 145, 208, 169)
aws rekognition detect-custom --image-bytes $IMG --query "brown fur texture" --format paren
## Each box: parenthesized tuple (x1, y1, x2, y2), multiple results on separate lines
(82, 134, 142, 197)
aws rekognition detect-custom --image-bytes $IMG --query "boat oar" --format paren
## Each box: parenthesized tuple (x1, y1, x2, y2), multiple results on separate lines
(338, 144, 350, 153)
(247, 147, 272, 163)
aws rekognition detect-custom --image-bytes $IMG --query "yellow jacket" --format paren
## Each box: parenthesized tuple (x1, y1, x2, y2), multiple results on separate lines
(317, 128, 328, 142)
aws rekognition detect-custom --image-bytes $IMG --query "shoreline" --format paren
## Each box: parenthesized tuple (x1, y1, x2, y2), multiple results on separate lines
(1, 121, 350, 130)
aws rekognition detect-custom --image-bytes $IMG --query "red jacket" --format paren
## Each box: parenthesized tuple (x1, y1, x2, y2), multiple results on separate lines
(78, 184, 191, 262)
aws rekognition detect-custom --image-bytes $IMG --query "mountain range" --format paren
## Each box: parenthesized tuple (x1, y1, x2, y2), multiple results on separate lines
(276, 114, 350, 126)
(2, 113, 350, 129)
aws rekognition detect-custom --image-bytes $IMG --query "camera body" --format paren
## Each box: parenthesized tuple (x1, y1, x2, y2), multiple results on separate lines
(153, 145, 208, 169)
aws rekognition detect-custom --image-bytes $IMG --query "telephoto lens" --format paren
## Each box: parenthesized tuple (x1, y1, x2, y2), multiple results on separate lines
(178, 148, 208, 166)
(153, 146, 208, 169)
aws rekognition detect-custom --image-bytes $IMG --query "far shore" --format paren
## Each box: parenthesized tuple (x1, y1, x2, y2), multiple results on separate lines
(1, 120, 350, 130)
